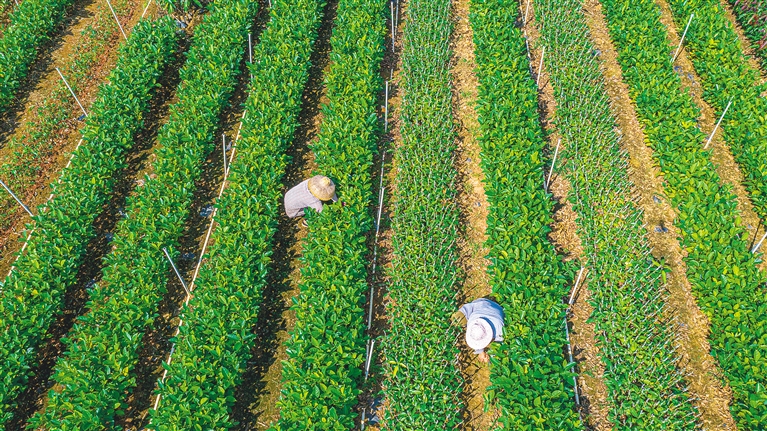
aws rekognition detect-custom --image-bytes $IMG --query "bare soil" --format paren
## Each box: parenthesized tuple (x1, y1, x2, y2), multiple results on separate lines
(521, 1, 613, 429)
(448, 0, 495, 429)
(227, 0, 338, 427)
(582, 1, 737, 429)
(655, 0, 766, 265)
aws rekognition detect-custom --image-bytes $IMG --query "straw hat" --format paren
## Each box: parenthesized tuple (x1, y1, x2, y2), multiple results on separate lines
(308, 175, 338, 202)
(466, 317, 494, 351)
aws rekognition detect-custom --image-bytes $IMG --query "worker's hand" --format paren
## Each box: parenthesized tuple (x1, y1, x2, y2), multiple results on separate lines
(477, 351, 490, 363)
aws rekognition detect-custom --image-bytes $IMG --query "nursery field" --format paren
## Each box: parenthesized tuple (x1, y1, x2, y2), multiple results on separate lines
(0, 0, 764, 429)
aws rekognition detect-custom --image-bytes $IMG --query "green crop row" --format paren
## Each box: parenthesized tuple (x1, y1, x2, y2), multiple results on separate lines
(469, 0, 580, 428)
(727, 0, 767, 68)
(0, 0, 77, 114)
(145, 0, 326, 428)
(0, 16, 178, 430)
(601, 0, 767, 426)
(382, 0, 464, 427)
(533, 0, 698, 429)
(0, 0, 132, 233)
(27, 1, 256, 429)
(271, 0, 386, 428)
(667, 0, 767, 238)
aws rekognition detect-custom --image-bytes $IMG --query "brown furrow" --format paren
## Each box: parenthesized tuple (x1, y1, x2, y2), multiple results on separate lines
(582, 1, 737, 429)
(521, 1, 613, 429)
(449, 0, 493, 429)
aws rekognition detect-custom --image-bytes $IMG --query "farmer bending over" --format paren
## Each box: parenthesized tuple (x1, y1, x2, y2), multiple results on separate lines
(284, 175, 338, 225)
(457, 298, 505, 363)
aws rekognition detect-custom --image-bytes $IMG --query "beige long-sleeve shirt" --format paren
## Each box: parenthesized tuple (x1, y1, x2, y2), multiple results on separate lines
(284, 179, 324, 218)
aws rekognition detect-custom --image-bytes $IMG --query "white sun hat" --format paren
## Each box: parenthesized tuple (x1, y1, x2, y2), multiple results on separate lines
(466, 317, 494, 351)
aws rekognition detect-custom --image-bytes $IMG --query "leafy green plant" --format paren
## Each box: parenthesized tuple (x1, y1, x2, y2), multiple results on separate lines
(0, 0, 132, 234)
(469, 0, 580, 428)
(27, 1, 257, 429)
(666, 0, 767, 235)
(271, 0, 386, 428)
(533, 0, 698, 428)
(0, 0, 78, 114)
(381, 0, 465, 428)
(602, 0, 767, 426)
(0, 16, 178, 430)
(146, 0, 327, 428)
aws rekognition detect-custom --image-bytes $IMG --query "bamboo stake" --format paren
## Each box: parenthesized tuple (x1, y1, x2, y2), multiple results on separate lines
(364, 339, 376, 380)
(544, 137, 560, 192)
(672, 13, 694, 63)
(703, 98, 732, 149)
(222, 134, 228, 176)
(563, 319, 580, 406)
(390, 1, 395, 51)
(752, 230, 767, 253)
(163, 247, 190, 298)
(141, 0, 152, 18)
(568, 266, 585, 306)
(536, 46, 546, 87)
(384, 81, 389, 132)
(56, 68, 87, 117)
(0, 179, 33, 217)
(105, 0, 128, 40)
(524, 0, 531, 24)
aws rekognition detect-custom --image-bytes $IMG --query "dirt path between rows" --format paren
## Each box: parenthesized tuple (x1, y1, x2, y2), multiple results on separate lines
(228, 0, 337, 427)
(521, 1, 612, 429)
(582, 1, 737, 429)
(654, 0, 766, 260)
(448, 0, 494, 428)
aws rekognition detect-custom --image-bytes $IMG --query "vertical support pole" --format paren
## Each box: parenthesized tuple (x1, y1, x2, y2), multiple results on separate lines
(384, 81, 389, 133)
(536, 46, 546, 87)
(141, 0, 153, 18)
(752, 231, 767, 253)
(524, 0, 531, 24)
(364, 339, 376, 380)
(56, 68, 88, 117)
(545, 138, 560, 192)
(390, 0, 395, 51)
(222, 134, 228, 176)
(0, 178, 33, 217)
(568, 266, 585, 306)
(672, 13, 694, 62)
(106, 0, 128, 41)
(703, 99, 732, 149)
(163, 247, 191, 298)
